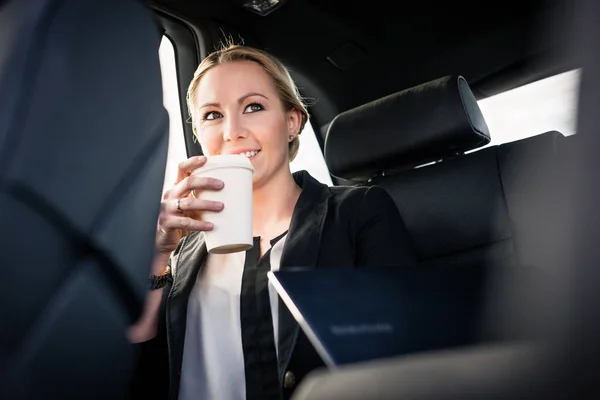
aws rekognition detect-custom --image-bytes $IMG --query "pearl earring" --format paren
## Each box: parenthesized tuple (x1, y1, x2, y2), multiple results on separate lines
(288, 135, 294, 142)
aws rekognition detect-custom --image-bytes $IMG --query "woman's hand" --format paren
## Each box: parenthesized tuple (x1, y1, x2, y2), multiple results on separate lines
(155, 155, 224, 255)
(128, 156, 225, 344)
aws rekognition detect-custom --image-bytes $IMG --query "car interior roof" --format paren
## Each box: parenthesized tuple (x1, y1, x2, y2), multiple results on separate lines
(153, 0, 578, 132)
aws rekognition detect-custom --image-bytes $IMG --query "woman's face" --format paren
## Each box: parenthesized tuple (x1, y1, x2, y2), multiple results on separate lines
(193, 61, 302, 188)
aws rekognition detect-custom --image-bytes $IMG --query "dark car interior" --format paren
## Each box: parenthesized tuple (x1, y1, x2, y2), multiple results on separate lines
(2, 0, 600, 399)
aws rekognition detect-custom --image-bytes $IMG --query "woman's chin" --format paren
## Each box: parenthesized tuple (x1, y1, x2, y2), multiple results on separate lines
(251, 171, 262, 186)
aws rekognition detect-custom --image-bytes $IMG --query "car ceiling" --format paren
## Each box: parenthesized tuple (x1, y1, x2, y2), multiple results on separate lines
(153, 0, 577, 131)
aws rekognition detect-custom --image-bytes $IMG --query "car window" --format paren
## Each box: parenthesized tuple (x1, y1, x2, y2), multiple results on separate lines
(477, 69, 580, 146)
(159, 36, 187, 193)
(290, 122, 333, 186)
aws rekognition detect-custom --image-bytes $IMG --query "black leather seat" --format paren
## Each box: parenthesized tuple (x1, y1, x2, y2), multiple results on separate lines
(0, 1, 168, 398)
(325, 75, 566, 273)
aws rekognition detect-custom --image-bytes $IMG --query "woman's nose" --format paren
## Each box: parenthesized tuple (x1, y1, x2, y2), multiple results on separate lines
(222, 116, 248, 142)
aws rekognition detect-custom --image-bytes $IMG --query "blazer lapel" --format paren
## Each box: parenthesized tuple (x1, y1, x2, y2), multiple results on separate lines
(277, 171, 331, 377)
(167, 232, 208, 397)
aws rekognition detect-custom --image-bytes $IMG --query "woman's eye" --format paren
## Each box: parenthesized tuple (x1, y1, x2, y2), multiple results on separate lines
(244, 103, 264, 113)
(203, 111, 222, 121)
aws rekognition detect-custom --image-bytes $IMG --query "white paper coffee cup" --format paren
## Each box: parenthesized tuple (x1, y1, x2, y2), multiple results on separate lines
(191, 154, 254, 254)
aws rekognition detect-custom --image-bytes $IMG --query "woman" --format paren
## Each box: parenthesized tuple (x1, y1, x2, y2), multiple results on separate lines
(129, 44, 416, 400)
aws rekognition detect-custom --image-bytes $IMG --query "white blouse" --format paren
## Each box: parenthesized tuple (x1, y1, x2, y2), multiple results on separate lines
(179, 234, 287, 400)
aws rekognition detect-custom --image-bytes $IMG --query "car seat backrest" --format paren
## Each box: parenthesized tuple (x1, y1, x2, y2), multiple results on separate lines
(0, 0, 168, 398)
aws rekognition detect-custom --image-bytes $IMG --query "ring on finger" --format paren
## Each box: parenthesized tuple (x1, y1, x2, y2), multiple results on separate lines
(176, 198, 183, 213)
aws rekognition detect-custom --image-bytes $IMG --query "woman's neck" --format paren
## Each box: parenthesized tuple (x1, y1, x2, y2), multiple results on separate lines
(252, 169, 301, 236)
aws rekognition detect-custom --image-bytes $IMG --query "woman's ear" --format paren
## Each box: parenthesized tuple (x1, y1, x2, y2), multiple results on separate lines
(287, 108, 303, 136)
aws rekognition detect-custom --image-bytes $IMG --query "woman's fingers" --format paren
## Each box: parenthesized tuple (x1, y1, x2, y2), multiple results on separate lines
(175, 155, 207, 183)
(164, 197, 224, 215)
(156, 156, 225, 251)
(160, 214, 214, 232)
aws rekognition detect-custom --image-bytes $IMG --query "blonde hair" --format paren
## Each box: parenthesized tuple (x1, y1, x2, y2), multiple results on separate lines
(187, 44, 309, 161)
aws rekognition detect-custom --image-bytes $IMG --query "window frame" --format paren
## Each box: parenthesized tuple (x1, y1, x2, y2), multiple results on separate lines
(154, 9, 202, 158)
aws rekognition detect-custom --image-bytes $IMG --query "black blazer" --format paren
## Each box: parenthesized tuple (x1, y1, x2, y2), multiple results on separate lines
(130, 171, 417, 400)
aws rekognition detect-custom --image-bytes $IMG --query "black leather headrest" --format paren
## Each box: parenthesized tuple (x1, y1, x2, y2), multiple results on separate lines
(324, 75, 491, 180)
